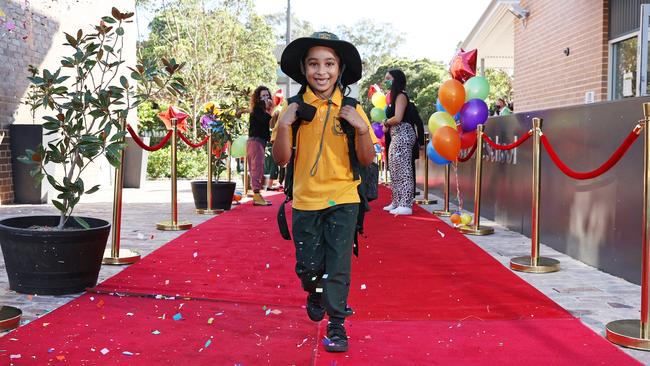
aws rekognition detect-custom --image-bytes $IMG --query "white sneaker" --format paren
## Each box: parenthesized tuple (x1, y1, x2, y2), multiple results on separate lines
(390, 207, 412, 216)
(383, 204, 396, 211)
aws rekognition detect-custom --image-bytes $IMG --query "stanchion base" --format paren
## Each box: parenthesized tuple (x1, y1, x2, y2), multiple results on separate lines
(102, 248, 141, 265)
(606, 319, 650, 350)
(415, 199, 438, 205)
(195, 208, 224, 215)
(156, 221, 193, 231)
(458, 225, 494, 236)
(510, 256, 560, 273)
(433, 210, 452, 217)
(0, 306, 21, 331)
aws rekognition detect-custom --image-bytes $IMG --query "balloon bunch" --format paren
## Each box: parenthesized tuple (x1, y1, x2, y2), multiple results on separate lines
(368, 84, 387, 140)
(450, 212, 472, 227)
(427, 48, 490, 165)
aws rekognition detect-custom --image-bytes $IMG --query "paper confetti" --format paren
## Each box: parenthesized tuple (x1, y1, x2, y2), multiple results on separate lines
(173, 313, 183, 321)
(122, 351, 134, 356)
(265, 263, 270, 269)
(151, 330, 160, 335)
(207, 318, 214, 324)
(96, 299, 105, 308)
(56, 355, 65, 361)
(5, 21, 15, 31)
(193, 252, 198, 258)
(328, 200, 336, 206)
(100, 348, 109, 355)
(437, 229, 445, 238)
(9, 354, 21, 359)
(204, 339, 212, 348)
(360, 284, 367, 290)
(47, 348, 55, 353)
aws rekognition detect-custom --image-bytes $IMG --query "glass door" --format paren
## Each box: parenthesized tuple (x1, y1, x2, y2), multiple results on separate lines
(637, 4, 650, 96)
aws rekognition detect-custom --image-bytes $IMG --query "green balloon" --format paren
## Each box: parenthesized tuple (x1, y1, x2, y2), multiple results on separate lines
(464, 76, 490, 101)
(428, 111, 456, 136)
(370, 107, 387, 122)
(230, 136, 248, 158)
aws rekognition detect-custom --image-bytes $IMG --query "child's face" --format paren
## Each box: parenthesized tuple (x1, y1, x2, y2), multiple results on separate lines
(303, 46, 340, 96)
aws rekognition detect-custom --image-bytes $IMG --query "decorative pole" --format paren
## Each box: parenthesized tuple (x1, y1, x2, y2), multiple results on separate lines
(103, 118, 141, 265)
(156, 118, 192, 231)
(197, 133, 222, 215)
(606, 103, 650, 350)
(434, 164, 452, 217)
(510, 118, 559, 273)
(459, 124, 494, 235)
(415, 132, 436, 205)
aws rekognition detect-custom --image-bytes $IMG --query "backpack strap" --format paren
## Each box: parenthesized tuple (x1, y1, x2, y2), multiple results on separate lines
(277, 94, 303, 240)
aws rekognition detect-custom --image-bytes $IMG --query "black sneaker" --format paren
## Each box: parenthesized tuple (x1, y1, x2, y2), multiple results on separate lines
(306, 292, 325, 322)
(324, 323, 348, 352)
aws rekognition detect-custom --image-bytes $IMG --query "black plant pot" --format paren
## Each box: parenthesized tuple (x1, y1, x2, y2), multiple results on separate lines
(190, 181, 236, 211)
(9, 124, 46, 204)
(0, 216, 110, 295)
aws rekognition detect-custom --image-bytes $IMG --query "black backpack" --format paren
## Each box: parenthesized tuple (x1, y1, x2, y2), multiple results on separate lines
(277, 93, 378, 257)
(406, 100, 426, 148)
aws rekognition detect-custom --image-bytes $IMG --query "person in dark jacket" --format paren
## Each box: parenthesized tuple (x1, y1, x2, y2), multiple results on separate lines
(247, 86, 273, 206)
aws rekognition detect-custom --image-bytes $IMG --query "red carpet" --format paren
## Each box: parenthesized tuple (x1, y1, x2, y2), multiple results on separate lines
(0, 187, 641, 365)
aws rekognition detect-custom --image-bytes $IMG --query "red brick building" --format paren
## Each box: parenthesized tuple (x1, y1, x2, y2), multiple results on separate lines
(463, 0, 649, 113)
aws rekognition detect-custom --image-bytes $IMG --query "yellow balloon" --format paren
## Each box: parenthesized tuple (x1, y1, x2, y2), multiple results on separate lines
(428, 111, 456, 136)
(460, 213, 472, 225)
(371, 92, 387, 109)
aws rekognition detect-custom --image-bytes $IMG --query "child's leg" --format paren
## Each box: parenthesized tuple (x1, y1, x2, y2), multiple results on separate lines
(321, 204, 358, 319)
(291, 208, 325, 292)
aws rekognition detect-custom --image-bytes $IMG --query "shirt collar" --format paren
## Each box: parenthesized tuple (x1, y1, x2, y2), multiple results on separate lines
(303, 86, 342, 107)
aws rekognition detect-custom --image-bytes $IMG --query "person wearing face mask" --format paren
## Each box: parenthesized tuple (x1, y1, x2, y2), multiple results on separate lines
(247, 86, 274, 206)
(381, 69, 416, 216)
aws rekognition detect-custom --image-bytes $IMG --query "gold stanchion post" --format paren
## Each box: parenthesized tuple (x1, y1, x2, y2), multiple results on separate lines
(510, 118, 559, 273)
(434, 164, 452, 217)
(156, 118, 192, 231)
(459, 124, 494, 235)
(196, 134, 223, 215)
(103, 118, 141, 265)
(415, 133, 437, 205)
(606, 103, 650, 350)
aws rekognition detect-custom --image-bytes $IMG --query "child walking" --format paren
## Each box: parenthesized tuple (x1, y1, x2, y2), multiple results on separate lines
(273, 32, 377, 352)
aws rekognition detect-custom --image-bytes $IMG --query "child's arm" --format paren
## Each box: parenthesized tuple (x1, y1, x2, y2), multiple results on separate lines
(272, 103, 299, 166)
(339, 105, 377, 167)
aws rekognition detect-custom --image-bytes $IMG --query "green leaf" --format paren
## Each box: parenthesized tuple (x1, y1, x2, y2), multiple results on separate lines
(101, 16, 116, 24)
(116, 27, 124, 36)
(74, 216, 90, 229)
(52, 200, 66, 213)
(119, 76, 129, 89)
(85, 185, 100, 194)
(64, 32, 77, 47)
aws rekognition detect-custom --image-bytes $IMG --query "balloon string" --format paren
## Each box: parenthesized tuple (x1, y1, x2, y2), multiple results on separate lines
(453, 161, 463, 212)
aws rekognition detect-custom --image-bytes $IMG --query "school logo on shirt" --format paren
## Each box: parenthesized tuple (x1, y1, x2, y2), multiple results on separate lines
(332, 118, 345, 136)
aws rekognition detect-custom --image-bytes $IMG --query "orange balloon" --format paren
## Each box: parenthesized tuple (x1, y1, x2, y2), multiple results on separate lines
(438, 79, 466, 116)
(433, 126, 461, 161)
(450, 214, 461, 224)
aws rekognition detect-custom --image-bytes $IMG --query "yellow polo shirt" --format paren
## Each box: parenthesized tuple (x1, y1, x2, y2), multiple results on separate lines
(273, 87, 377, 211)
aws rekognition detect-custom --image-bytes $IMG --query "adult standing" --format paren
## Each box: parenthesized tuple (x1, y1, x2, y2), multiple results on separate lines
(247, 86, 273, 206)
(382, 69, 416, 216)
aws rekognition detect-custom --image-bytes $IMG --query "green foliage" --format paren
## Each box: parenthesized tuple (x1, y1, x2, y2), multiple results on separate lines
(137, 100, 169, 133)
(484, 68, 513, 109)
(360, 59, 448, 121)
(147, 145, 206, 179)
(20, 7, 185, 229)
(139, 0, 277, 131)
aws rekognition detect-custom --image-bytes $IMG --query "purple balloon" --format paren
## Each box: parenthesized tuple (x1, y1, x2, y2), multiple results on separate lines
(460, 99, 489, 132)
(371, 122, 384, 139)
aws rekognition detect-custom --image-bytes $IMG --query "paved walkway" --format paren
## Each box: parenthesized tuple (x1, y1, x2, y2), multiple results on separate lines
(0, 180, 648, 364)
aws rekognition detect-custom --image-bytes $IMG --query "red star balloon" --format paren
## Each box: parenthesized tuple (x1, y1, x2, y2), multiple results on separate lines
(158, 106, 189, 133)
(368, 84, 381, 99)
(273, 89, 284, 107)
(450, 48, 477, 83)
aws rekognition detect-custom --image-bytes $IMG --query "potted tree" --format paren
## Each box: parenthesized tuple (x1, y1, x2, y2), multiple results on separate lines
(190, 86, 248, 211)
(0, 8, 185, 295)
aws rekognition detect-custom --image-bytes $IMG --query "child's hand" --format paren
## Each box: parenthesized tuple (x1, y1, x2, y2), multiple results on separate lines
(277, 103, 299, 128)
(339, 106, 368, 133)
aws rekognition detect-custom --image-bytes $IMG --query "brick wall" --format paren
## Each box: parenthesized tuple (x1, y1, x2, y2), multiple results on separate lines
(513, 0, 609, 112)
(0, 0, 136, 205)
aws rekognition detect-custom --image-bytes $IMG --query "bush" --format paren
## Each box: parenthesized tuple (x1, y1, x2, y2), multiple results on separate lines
(147, 145, 208, 179)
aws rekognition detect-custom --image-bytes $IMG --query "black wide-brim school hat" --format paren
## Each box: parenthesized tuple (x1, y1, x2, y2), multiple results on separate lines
(281, 31, 362, 86)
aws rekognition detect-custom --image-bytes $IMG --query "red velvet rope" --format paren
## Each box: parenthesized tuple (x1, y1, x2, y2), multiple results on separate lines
(177, 131, 210, 149)
(541, 129, 641, 180)
(482, 131, 533, 150)
(126, 124, 173, 152)
(458, 141, 478, 162)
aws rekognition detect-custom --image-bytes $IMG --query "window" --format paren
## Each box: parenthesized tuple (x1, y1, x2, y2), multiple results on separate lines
(610, 35, 637, 100)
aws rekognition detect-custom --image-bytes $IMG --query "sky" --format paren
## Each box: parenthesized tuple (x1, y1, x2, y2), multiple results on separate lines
(252, 0, 492, 63)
